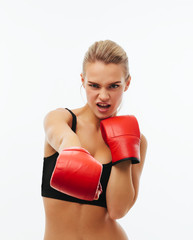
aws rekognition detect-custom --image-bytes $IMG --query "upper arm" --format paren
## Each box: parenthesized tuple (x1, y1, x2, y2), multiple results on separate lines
(43, 108, 81, 153)
(132, 133, 148, 201)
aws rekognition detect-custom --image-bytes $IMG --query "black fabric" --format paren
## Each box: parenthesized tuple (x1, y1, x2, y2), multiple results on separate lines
(65, 108, 77, 132)
(41, 108, 112, 208)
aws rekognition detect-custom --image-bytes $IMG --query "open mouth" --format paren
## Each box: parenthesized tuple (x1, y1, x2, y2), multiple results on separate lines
(96, 103, 111, 109)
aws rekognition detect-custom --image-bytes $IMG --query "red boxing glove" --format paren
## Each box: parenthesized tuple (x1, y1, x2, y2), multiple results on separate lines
(50, 147, 103, 201)
(100, 115, 141, 165)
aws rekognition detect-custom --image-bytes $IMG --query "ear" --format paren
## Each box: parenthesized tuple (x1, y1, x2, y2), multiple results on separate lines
(124, 75, 131, 92)
(80, 73, 85, 88)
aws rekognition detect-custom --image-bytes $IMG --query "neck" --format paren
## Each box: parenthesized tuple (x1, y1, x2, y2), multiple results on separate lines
(80, 104, 102, 129)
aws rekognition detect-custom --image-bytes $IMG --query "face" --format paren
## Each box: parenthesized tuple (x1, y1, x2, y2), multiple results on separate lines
(81, 61, 131, 119)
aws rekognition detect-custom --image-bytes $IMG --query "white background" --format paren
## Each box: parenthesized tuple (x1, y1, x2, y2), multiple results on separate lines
(0, 0, 193, 239)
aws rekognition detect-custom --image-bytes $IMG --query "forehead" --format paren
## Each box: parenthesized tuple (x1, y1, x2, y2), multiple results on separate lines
(85, 61, 125, 82)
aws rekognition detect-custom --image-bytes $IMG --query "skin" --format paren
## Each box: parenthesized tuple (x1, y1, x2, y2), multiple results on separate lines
(42, 61, 148, 240)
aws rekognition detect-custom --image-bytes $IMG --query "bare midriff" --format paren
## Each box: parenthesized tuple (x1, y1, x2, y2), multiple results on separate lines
(43, 197, 128, 240)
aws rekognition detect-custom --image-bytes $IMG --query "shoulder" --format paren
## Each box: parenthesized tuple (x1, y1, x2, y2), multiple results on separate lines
(43, 108, 74, 129)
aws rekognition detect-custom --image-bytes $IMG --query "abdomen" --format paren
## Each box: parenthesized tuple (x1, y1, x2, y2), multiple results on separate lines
(43, 197, 128, 240)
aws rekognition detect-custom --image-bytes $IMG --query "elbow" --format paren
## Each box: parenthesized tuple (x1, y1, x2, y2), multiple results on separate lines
(108, 210, 125, 220)
(108, 201, 134, 220)
(108, 193, 137, 220)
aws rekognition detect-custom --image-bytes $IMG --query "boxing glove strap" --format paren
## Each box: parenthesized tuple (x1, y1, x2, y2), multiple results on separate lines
(112, 157, 140, 165)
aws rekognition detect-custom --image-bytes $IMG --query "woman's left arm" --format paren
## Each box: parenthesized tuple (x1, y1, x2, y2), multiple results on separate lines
(106, 134, 148, 220)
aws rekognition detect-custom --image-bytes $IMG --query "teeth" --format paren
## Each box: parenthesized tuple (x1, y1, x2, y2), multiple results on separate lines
(98, 103, 109, 106)
(97, 103, 110, 108)
(100, 104, 108, 106)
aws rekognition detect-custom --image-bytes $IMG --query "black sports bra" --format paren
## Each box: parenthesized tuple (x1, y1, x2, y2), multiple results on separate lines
(41, 108, 112, 208)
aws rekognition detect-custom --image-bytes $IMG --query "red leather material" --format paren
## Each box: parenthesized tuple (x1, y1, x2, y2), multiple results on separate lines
(50, 147, 103, 201)
(100, 115, 141, 164)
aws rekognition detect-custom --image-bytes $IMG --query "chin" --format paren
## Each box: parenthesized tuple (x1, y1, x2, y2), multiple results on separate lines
(90, 105, 118, 119)
(98, 111, 117, 120)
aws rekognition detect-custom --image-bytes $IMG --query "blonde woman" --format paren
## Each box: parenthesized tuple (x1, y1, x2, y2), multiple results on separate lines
(41, 40, 147, 240)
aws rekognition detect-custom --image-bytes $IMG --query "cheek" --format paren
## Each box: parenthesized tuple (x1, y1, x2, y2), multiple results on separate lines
(111, 89, 124, 101)
(85, 89, 96, 101)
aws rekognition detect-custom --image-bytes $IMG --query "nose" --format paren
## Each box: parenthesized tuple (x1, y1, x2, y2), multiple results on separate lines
(99, 88, 110, 101)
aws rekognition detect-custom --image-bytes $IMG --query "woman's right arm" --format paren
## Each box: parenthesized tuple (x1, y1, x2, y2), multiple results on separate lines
(44, 109, 102, 200)
(43, 109, 81, 153)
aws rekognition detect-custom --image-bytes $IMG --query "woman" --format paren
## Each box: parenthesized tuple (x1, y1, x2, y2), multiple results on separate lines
(41, 40, 147, 240)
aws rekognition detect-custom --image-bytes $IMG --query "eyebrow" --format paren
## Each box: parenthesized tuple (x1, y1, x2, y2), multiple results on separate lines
(88, 81, 122, 85)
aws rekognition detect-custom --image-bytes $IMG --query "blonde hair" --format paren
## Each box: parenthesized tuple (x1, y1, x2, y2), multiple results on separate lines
(82, 40, 130, 80)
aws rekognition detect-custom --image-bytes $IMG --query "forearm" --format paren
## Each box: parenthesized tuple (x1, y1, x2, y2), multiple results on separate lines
(106, 161, 135, 219)
(58, 134, 81, 153)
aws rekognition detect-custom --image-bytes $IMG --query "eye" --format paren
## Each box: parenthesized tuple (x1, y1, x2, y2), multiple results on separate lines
(89, 84, 100, 88)
(109, 84, 119, 89)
